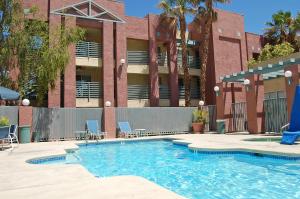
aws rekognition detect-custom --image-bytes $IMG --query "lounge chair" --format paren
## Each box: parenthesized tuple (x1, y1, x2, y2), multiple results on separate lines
(85, 120, 107, 140)
(118, 122, 141, 138)
(0, 126, 11, 149)
(9, 124, 19, 144)
(281, 85, 300, 145)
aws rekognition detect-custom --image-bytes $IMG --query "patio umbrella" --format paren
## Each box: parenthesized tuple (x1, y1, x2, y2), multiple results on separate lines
(0, 86, 20, 100)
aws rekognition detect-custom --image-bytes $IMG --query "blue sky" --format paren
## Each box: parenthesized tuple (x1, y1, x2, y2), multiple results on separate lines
(123, 0, 300, 34)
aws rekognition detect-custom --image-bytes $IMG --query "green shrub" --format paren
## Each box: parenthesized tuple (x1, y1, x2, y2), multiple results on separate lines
(0, 116, 10, 127)
(192, 109, 208, 124)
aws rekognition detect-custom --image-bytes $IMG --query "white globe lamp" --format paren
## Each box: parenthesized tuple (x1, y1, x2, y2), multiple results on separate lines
(22, 99, 30, 106)
(105, 101, 112, 107)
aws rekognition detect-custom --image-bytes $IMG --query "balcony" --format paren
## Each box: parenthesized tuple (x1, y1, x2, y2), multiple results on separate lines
(159, 85, 170, 99)
(76, 81, 102, 99)
(127, 51, 149, 65)
(177, 54, 201, 69)
(76, 41, 102, 67)
(128, 85, 149, 100)
(179, 87, 200, 99)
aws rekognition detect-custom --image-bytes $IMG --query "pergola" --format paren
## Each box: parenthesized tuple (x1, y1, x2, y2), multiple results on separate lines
(220, 54, 300, 83)
(215, 52, 300, 134)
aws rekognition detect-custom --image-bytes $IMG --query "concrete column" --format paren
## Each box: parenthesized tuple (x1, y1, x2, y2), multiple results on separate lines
(216, 82, 225, 119)
(48, 15, 61, 108)
(102, 21, 115, 106)
(18, 106, 33, 141)
(103, 107, 116, 138)
(284, 64, 299, 119)
(115, 23, 128, 107)
(63, 16, 76, 108)
(245, 74, 264, 134)
(148, 16, 159, 107)
(167, 39, 179, 107)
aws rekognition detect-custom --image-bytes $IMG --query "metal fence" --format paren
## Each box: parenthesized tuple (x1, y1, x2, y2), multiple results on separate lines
(32, 108, 103, 141)
(76, 41, 102, 58)
(231, 102, 248, 132)
(0, 106, 19, 125)
(76, 81, 103, 99)
(116, 106, 216, 134)
(264, 97, 288, 133)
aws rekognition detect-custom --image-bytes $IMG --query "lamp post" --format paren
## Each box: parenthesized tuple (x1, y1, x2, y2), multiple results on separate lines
(243, 79, 251, 92)
(198, 100, 204, 110)
(214, 86, 220, 96)
(284, 70, 293, 85)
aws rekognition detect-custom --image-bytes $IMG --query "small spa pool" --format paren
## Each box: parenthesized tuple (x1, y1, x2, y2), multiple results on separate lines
(29, 140, 300, 199)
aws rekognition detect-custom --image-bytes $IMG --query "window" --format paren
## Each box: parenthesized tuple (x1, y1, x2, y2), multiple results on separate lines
(76, 75, 91, 82)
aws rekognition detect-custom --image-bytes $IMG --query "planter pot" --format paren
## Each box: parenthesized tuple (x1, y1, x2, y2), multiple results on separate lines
(192, 123, 205, 134)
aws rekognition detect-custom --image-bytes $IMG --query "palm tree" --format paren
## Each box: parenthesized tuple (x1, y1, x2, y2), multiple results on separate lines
(195, 0, 230, 102)
(264, 11, 293, 45)
(158, 0, 199, 107)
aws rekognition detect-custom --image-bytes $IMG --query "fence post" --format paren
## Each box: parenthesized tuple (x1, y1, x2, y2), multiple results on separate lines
(284, 64, 299, 120)
(216, 82, 225, 120)
(18, 106, 33, 142)
(103, 107, 116, 138)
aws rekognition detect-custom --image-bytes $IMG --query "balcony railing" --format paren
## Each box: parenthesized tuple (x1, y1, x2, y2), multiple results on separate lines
(157, 52, 168, 67)
(159, 85, 170, 99)
(127, 51, 149, 65)
(177, 54, 201, 69)
(76, 41, 102, 58)
(179, 87, 200, 99)
(76, 81, 102, 99)
(128, 85, 149, 100)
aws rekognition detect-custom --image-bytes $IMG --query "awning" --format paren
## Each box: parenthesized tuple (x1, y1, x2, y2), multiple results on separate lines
(0, 86, 20, 100)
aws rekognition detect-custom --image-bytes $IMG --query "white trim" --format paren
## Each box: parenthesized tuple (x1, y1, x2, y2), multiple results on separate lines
(50, 0, 125, 23)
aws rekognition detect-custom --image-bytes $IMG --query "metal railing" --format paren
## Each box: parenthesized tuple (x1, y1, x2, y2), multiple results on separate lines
(159, 85, 170, 99)
(76, 81, 102, 99)
(231, 102, 248, 132)
(177, 54, 201, 69)
(157, 52, 168, 67)
(127, 51, 149, 65)
(179, 87, 200, 99)
(76, 41, 102, 58)
(128, 85, 149, 99)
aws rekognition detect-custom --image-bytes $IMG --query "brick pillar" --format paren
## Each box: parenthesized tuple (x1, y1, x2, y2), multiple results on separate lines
(216, 82, 225, 119)
(245, 75, 264, 134)
(102, 21, 115, 106)
(285, 64, 299, 119)
(64, 16, 76, 107)
(115, 23, 128, 107)
(167, 39, 179, 107)
(148, 16, 159, 107)
(18, 106, 33, 141)
(103, 107, 116, 138)
(48, 15, 61, 108)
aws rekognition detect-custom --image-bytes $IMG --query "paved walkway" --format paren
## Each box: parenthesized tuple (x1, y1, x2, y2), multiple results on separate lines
(0, 134, 299, 199)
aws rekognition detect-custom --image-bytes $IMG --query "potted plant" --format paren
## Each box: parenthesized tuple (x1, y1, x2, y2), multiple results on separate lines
(192, 109, 208, 134)
(0, 116, 10, 127)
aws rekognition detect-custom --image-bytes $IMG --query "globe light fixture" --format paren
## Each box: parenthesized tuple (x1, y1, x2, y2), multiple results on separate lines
(120, 59, 126, 65)
(243, 79, 251, 91)
(214, 86, 220, 96)
(22, 99, 30, 106)
(284, 70, 293, 85)
(105, 101, 112, 107)
(199, 100, 205, 107)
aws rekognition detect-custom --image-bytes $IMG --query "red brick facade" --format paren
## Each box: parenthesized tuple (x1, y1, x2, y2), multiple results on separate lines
(21, 0, 264, 110)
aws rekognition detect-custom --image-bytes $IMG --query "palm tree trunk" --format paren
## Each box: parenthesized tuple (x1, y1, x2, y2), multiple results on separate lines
(179, 16, 191, 107)
(200, 22, 211, 102)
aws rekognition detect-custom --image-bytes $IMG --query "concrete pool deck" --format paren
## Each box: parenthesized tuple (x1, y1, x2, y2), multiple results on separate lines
(0, 134, 299, 199)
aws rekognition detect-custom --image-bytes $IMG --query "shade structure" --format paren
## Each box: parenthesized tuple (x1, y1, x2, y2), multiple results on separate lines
(0, 86, 20, 100)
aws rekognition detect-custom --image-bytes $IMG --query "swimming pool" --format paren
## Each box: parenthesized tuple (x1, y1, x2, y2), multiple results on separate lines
(33, 140, 300, 199)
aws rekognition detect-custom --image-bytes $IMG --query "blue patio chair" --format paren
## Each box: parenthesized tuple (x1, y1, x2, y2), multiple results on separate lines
(281, 85, 300, 145)
(0, 126, 11, 149)
(118, 122, 139, 138)
(85, 120, 107, 140)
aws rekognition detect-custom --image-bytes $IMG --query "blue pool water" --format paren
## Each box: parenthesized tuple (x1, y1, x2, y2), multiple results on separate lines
(45, 140, 300, 199)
